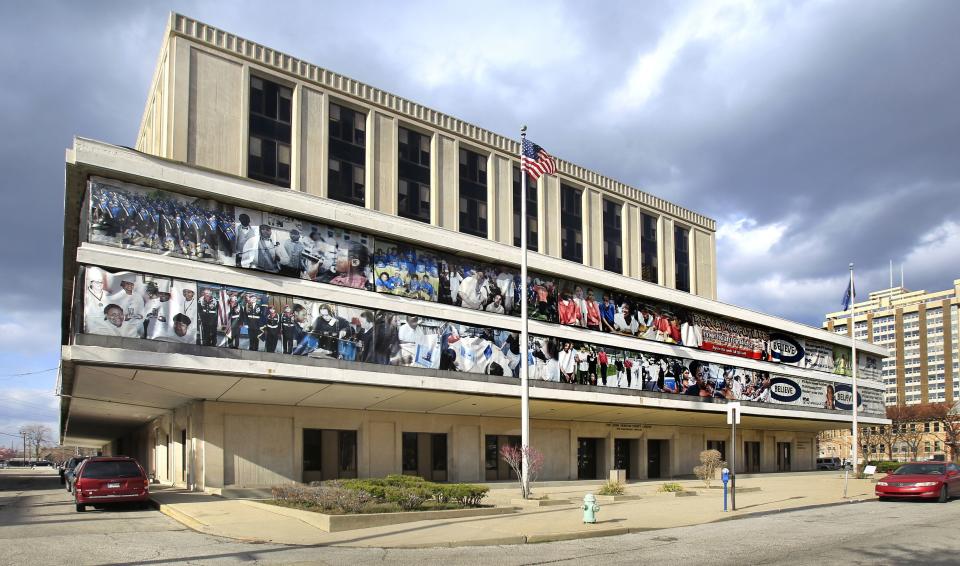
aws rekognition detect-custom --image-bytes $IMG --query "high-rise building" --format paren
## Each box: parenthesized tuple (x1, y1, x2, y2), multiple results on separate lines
(58, 14, 888, 490)
(824, 281, 960, 407)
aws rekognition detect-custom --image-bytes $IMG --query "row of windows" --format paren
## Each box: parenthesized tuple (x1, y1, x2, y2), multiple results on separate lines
(247, 77, 686, 285)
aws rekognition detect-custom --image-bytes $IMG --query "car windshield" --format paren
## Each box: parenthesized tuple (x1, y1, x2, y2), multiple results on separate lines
(80, 461, 142, 479)
(893, 464, 945, 476)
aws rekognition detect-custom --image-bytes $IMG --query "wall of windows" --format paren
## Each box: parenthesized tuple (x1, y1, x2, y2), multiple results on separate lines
(641, 212, 658, 284)
(512, 166, 538, 251)
(248, 76, 292, 187)
(560, 184, 583, 263)
(602, 199, 622, 274)
(327, 103, 366, 206)
(458, 149, 487, 237)
(398, 127, 431, 223)
(674, 225, 690, 293)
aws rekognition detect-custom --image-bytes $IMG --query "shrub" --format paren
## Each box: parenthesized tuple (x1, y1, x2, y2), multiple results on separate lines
(658, 482, 684, 493)
(383, 485, 432, 511)
(597, 480, 626, 496)
(869, 461, 902, 473)
(693, 449, 726, 488)
(437, 483, 488, 506)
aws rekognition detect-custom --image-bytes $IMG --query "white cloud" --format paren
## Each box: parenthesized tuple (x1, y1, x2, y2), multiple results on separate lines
(716, 216, 788, 257)
(0, 308, 60, 358)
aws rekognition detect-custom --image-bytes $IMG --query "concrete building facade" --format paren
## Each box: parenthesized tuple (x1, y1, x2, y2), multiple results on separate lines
(60, 14, 888, 492)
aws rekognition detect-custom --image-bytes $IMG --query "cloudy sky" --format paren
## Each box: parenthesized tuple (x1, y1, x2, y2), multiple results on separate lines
(2, 0, 959, 443)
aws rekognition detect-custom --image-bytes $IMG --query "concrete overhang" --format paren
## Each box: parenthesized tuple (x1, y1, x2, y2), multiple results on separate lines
(59, 340, 890, 446)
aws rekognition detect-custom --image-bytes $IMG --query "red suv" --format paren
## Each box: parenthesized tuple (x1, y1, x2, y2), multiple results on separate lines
(73, 457, 150, 512)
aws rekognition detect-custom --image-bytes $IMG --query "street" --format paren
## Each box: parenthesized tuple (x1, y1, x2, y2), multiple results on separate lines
(2, 468, 958, 565)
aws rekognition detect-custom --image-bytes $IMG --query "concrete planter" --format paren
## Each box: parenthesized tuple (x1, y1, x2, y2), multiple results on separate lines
(244, 500, 515, 532)
(510, 498, 572, 507)
(592, 495, 642, 502)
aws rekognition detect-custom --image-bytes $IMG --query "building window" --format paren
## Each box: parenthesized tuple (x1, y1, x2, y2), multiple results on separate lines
(328, 102, 366, 206)
(431, 433, 447, 472)
(674, 225, 690, 292)
(398, 127, 431, 222)
(641, 212, 658, 283)
(458, 148, 488, 237)
(603, 199, 623, 274)
(706, 440, 726, 462)
(402, 432, 418, 473)
(302, 429, 323, 472)
(560, 184, 583, 263)
(512, 166, 538, 251)
(248, 76, 292, 187)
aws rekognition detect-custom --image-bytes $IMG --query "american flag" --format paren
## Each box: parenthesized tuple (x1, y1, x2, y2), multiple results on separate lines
(521, 137, 556, 181)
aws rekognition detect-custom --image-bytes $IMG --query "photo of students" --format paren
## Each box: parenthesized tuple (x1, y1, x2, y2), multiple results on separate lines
(527, 336, 560, 382)
(146, 278, 197, 345)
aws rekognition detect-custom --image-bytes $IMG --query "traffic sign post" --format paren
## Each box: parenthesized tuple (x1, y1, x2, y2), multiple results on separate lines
(727, 403, 740, 511)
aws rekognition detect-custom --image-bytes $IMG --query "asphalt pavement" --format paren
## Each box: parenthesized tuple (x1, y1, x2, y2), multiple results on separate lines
(1, 468, 958, 565)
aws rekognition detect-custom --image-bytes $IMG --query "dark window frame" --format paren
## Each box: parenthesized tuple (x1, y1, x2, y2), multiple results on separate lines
(512, 166, 538, 251)
(602, 198, 623, 274)
(458, 147, 488, 238)
(674, 224, 690, 292)
(641, 212, 659, 283)
(328, 101, 367, 207)
(560, 183, 583, 263)
(248, 75, 293, 188)
(398, 126, 432, 223)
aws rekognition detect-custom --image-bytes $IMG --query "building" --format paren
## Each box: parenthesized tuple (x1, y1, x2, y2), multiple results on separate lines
(59, 13, 889, 491)
(824, 281, 960, 406)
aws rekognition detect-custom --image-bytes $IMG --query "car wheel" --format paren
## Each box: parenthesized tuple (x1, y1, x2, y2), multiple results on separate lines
(76, 502, 85, 512)
(878, 496, 890, 502)
(939, 486, 949, 503)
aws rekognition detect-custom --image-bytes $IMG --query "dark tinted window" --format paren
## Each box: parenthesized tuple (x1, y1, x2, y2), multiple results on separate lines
(641, 212, 658, 283)
(248, 76, 292, 188)
(674, 225, 690, 292)
(512, 166, 538, 251)
(398, 127, 431, 223)
(328, 103, 367, 206)
(602, 199, 622, 273)
(893, 464, 945, 475)
(560, 184, 583, 263)
(81, 461, 142, 479)
(458, 148, 488, 237)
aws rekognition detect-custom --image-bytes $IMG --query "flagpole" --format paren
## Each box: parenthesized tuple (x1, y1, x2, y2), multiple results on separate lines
(849, 263, 858, 472)
(520, 126, 531, 498)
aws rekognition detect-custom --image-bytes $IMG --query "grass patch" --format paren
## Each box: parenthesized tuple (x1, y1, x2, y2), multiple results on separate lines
(658, 482, 684, 493)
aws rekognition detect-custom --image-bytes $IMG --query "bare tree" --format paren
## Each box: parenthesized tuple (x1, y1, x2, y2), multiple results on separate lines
(19, 424, 52, 462)
(693, 449, 726, 487)
(926, 401, 960, 462)
(500, 444, 545, 499)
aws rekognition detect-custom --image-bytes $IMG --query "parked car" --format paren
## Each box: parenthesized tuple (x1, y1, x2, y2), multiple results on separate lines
(876, 461, 960, 503)
(73, 457, 150, 512)
(816, 457, 842, 470)
(63, 456, 87, 490)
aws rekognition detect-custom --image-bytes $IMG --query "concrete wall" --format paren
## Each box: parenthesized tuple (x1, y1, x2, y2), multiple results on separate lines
(113, 401, 822, 491)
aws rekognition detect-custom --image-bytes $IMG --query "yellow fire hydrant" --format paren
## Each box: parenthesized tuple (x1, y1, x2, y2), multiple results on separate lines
(582, 493, 599, 524)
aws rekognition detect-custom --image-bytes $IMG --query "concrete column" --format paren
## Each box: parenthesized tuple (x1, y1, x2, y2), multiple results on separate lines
(624, 204, 640, 278)
(298, 87, 325, 197)
(587, 190, 603, 269)
(662, 217, 675, 288)
(493, 155, 513, 245)
(370, 111, 397, 215)
(434, 135, 458, 230)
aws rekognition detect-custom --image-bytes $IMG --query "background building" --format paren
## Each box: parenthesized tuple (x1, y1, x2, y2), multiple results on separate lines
(59, 14, 888, 491)
(824, 281, 960, 406)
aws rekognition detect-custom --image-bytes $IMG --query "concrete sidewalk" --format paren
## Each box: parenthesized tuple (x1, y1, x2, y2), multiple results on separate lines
(151, 474, 877, 548)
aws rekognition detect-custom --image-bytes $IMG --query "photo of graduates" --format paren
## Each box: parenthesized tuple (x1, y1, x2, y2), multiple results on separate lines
(88, 178, 229, 263)
(373, 239, 441, 301)
(82, 267, 145, 339)
(142, 276, 198, 344)
(526, 274, 558, 322)
(233, 207, 285, 274)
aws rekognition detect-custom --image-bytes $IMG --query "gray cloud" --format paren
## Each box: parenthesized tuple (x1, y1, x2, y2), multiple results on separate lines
(2, 1, 960, 437)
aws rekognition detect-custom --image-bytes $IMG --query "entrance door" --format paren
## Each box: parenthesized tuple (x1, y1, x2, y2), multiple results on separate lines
(777, 442, 792, 472)
(744, 442, 761, 473)
(647, 439, 664, 479)
(485, 435, 520, 481)
(401, 432, 447, 481)
(302, 428, 358, 483)
(614, 439, 632, 478)
(578, 438, 599, 480)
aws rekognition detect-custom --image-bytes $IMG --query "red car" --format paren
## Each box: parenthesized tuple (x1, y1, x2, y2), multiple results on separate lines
(875, 461, 960, 503)
(73, 456, 150, 512)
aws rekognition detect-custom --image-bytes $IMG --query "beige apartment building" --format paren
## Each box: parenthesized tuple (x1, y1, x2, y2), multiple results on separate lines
(59, 13, 888, 492)
(824, 281, 960, 407)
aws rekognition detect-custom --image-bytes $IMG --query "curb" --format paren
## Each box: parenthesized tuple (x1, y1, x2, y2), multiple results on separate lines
(711, 497, 873, 522)
(151, 499, 208, 533)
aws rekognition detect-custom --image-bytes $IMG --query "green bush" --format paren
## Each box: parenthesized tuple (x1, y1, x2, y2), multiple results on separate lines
(598, 480, 626, 496)
(276, 476, 489, 513)
(658, 482, 684, 493)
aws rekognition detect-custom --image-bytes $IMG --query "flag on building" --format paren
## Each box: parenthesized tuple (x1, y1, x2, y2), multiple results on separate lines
(521, 138, 556, 181)
(842, 280, 856, 311)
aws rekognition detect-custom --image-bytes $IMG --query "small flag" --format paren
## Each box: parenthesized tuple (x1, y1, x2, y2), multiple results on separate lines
(841, 281, 856, 311)
(521, 138, 557, 181)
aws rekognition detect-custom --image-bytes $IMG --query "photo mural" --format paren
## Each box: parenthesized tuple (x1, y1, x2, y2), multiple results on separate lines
(86, 177, 879, 380)
(80, 264, 885, 416)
